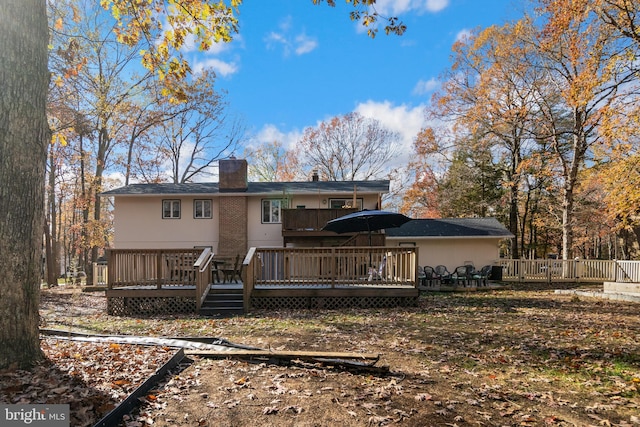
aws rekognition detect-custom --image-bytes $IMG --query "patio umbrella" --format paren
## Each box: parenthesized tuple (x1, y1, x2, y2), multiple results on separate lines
(322, 210, 411, 245)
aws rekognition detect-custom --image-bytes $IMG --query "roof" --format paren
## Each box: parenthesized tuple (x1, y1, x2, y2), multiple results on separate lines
(101, 180, 390, 196)
(385, 218, 514, 239)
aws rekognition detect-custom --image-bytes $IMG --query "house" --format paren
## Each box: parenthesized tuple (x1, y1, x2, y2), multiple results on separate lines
(102, 158, 390, 256)
(99, 159, 513, 315)
(385, 218, 514, 270)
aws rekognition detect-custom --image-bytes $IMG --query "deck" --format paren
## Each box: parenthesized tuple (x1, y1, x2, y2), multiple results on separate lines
(104, 247, 420, 316)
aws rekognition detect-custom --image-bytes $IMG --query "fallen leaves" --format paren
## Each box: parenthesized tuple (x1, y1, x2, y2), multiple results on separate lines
(0, 338, 176, 427)
(24, 285, 640, 426)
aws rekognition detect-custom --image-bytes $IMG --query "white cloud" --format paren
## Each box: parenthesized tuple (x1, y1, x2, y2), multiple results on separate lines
(413, 78, 439, 95)
(354, 100, 426, 168)
(250, 124, 302, 151)
(250, 101, 427, 173)
(294, 34, 319, 55)
(265, 16, 318, 57)
(425, 0, 449, 12)
(374, 0, 449, 15)
(192, 58, 239, 77)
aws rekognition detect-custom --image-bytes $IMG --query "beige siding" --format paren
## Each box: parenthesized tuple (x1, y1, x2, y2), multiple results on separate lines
(247, 197, 284, 248)
(386, 237, 502, 270)
(112, 192, 383, 250)
(113, 197, 219, 250)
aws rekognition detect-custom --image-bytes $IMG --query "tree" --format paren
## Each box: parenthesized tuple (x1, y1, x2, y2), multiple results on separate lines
(437, 144, 505, 219)
(527, 6, 637, 259)
(157, 71, 244, 183)
(297, 112, 400, 181)
(0, 1, 49, 369)
(244, 140, 304, 182)
(409, 24, 542, 257)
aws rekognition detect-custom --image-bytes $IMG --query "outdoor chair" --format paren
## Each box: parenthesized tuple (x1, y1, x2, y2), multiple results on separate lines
(423, 266, 440, 287)
(368, 256, 387, 281)
(452, 265, 470, 287)
(471, 265, 492, 286)
(417, 265, 426, 288)
(222, 254, 243, 283)
(435, 265, 452, 284)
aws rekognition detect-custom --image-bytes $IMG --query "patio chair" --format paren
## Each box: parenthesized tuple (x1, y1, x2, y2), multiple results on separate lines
(368, 256, 387, 281)
(435, 265, 452, 284)
(452, 265, 470, 287)
(222, 254, 243, 283)
(417, 265, 426, 288)
(471, 265, 492, 286)
(423, 266, 440, 287)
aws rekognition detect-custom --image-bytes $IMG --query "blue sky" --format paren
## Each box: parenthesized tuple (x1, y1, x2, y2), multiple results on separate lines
(184, 0, 525, 167)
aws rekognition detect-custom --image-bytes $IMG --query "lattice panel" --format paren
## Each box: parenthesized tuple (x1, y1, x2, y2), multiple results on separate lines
(250, 296, 418, 311)
(108, 296, 195, 316)
(251, 297, 310, 310)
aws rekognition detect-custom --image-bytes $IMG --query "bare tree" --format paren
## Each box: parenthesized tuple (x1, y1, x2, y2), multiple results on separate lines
(158, 71, 244, 183)
(297, 112, 400, 181)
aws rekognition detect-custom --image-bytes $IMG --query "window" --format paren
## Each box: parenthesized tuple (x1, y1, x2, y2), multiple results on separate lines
(262, 199, 286, 223)
(329, 198, 363, 209)
(194, 199, 212, 219)
(162, 200, 181, 219)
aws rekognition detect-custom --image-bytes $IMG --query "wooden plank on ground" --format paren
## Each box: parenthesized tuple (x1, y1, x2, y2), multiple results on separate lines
(184, 349, 379, 361)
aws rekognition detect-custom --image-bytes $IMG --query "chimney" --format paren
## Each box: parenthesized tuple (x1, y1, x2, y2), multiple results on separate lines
(219, 157, 248, 192)
(311, 169, 319, 182)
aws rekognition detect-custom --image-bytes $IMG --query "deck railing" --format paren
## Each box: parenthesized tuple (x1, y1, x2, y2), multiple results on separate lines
(106, 248, 214, 310)
(245, 246, 418, 289)
(106, 248, 204, 289)
(495, 259, 640, 283)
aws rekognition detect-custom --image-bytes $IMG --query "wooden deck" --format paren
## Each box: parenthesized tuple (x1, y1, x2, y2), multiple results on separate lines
(104, 247, 420, 316)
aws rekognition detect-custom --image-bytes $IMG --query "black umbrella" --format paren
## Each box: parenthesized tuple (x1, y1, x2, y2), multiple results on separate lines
(322, 209, 412, 245)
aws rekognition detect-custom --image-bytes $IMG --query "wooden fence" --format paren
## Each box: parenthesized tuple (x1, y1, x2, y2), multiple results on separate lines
(496, 259, 640, 283)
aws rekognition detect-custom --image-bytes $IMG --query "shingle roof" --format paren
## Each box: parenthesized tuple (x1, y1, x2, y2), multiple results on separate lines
(101, 180, 390, 196)
(385, 218, 514, 238)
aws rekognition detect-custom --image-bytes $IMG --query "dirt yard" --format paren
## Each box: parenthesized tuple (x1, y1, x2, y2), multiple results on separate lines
(3, 283, 639, 426)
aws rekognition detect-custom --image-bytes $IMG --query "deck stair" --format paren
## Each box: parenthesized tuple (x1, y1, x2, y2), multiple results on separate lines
(199, 284, 244, 317)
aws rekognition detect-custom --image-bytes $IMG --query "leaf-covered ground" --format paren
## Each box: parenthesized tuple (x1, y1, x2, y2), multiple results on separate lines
(7, 284, 640, 426)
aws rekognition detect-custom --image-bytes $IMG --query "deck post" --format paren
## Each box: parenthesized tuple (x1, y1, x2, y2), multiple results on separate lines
(331, 247, 336, 289)
(157, 250, 163, 289)
(243, 248, 256, 313)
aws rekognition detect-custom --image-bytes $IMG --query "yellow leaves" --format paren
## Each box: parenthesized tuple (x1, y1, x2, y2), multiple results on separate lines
(51, 133, 68, 147)
(234, 376, 248, 385)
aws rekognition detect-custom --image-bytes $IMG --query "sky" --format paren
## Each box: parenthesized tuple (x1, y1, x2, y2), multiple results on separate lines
(182, 0, 525, 169)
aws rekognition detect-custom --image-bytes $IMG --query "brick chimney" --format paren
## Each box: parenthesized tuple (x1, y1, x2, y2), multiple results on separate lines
(218, 157, 248, 258)
(219, 157, 248, 192)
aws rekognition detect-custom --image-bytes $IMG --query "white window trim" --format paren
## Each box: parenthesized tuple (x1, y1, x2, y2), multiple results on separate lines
(194, 199, 212, 219)
(162, 199, 181, 219)
(262, 199, 286, 223)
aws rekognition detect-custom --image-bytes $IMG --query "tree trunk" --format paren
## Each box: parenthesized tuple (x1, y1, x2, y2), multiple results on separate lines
(45, 144, 59, 286)
(0, 0, 49, 369)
